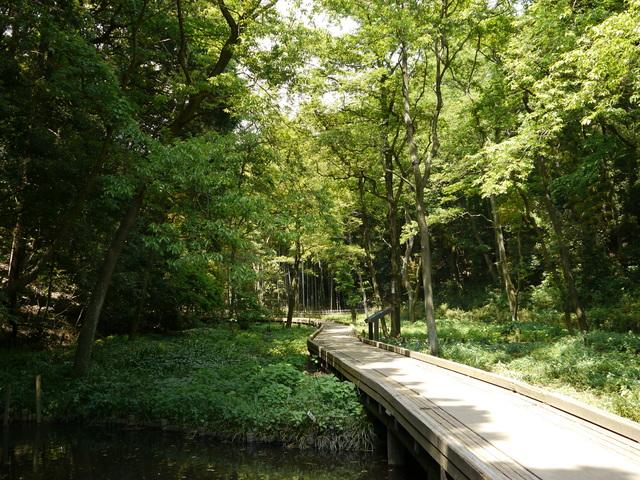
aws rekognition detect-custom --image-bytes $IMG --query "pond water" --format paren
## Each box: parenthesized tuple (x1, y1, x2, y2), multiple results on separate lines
(0, 425, 394, 480)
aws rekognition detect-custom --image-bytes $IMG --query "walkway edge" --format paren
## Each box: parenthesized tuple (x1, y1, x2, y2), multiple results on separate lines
(357, 335, 640, 443)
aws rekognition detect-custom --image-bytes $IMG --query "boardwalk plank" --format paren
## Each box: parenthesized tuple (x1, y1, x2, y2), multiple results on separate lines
(308, 321, 640, 480)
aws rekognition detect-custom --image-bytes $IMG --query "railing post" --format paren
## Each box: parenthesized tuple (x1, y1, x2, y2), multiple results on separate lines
(365, 307, 391, 341)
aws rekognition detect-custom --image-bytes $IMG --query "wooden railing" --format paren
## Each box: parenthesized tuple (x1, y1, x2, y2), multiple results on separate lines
(307, 321, 640, 479)
(364, 307, 391, 341)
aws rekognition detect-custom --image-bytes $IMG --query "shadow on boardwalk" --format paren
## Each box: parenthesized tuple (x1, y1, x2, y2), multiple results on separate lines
(311, 322, 640, 480)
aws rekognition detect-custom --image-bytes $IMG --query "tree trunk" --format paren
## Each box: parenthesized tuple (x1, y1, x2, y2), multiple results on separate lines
(357, 177, 383, 309)
(443, 235, 464, 290)
(130, 268, 150, 338)
(330, 276, 333, 311)
(6, 212, 25, 337)
(6, 217, 25, 309)
(41, 261, 55, 321)
(411, 256, 421, 323)
(518, 188, 574, 332)
(319, 262, 325, 309)
(470, 214, 498, 282)
(312, 264, 317, 310)
(4, 158, 29, 338)
(285, 239, 301, 328)
(489, 196, 519, 323)
(379, 89, 402, 337)
(358, 271, 369, 318)
(401, 44, 439, 355)
(73, 187, 146, 376)
(387, 190, 402, 336)
(414, 190, 438, 355)
(535, 157, 588, 331)
(401, 219, 417, 323)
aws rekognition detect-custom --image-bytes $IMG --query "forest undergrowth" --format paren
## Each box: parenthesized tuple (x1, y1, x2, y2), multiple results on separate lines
(0, 323, 374, 451)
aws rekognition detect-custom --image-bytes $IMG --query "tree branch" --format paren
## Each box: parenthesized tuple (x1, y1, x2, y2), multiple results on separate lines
(176, 0, 191, 84)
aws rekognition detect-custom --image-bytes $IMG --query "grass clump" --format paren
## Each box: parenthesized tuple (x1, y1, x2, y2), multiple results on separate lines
(0, 323, 374, 451)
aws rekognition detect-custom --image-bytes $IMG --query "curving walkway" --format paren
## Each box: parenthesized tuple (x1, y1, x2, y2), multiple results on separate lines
(307, 321, 640, 480)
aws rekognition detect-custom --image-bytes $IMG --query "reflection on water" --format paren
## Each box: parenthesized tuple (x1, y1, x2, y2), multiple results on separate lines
(0, 425, 391, 480)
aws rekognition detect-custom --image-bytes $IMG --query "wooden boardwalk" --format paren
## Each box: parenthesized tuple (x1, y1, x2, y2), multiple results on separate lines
(307, 321, 640, 480)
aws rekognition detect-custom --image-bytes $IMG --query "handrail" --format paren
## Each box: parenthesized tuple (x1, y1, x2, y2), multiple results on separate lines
(307, 319, 640, 443)
(363, 307, 392, 341)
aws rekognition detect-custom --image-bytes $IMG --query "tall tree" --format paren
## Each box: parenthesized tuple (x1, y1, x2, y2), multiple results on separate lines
(73, 0, 284, 375)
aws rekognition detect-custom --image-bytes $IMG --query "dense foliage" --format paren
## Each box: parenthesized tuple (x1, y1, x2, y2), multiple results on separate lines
(0, 323, 374, 450)
(0, 0, 638, 429)
(305, 0, 640, 346)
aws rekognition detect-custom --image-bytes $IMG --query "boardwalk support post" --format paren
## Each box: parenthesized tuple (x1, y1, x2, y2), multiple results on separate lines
(387, 429, 406, 466)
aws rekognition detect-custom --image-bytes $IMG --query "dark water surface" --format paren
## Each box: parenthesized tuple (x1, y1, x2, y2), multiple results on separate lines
(0, 425, 391, 480)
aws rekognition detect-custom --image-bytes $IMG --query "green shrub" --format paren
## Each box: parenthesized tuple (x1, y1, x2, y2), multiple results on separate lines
(0, 323, 374, 451)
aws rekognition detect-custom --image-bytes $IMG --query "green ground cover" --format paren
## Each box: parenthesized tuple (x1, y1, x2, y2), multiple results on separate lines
(322, 308, 640, 422)
(0, 323, 374, 451)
